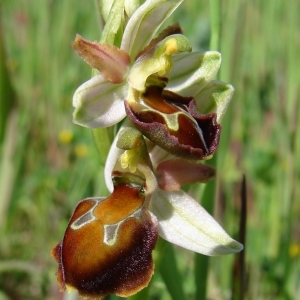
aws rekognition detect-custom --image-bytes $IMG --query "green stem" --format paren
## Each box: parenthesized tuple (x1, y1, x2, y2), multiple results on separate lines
(0, 15, 18, 228)
(0, 12, 17, 142)
(0, 260, 42, 273)
(231, 176, 247, 300)
(209, 0, 221, 51)
(0, 110, 17, 229)
(92, 127, 114, 165)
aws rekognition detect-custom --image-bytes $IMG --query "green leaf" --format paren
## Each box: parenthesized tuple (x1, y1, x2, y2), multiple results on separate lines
(159, 242, 186, 300)
(100, 0, 125, 46)
(127, 287, 149, 300)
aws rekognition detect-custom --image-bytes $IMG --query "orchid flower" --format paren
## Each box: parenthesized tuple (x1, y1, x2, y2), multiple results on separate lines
(72, 0, 234, 160)
(52, 128, 243, 299)
(105, 127, 243, 255)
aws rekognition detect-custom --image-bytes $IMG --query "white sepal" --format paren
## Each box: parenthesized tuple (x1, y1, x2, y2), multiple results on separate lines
(72, 74, 127, 128)
(167, 51, 221, 96)
(150, 189, 243, 255)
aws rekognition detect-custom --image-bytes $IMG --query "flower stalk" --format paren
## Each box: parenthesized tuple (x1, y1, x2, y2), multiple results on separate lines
(51, 1, 243, 299)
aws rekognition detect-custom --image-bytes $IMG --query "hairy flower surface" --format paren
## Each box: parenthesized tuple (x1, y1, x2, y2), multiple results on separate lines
(52, 174, 158, 299)
(72, 0, 234, 160)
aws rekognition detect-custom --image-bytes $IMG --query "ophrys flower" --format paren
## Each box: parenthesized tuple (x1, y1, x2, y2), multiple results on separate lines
(72, 0, 233, 160)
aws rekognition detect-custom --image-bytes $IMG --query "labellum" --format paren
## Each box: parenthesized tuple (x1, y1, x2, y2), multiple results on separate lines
(51, 175, 158, 299)
(125, 85, 221, 160)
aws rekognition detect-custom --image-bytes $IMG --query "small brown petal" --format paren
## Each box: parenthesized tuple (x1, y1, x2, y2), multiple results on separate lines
(156, 158, 216, 191)
(51, 181, 158, 299)
(72, 34, 130, 84)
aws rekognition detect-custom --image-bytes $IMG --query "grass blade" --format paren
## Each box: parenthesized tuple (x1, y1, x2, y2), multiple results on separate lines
(159, 242, 186, 300)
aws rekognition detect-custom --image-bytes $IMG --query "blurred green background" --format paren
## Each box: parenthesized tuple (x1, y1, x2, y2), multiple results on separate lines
(0, 0, 299, 299)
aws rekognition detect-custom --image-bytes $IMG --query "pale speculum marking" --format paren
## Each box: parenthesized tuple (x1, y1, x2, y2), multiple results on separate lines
(103, 207, 143, 246)
(70, 198, 144, 247)
(70, 198, 104, 230)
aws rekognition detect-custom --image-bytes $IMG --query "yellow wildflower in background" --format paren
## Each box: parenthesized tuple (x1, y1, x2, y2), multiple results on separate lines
(289, 244, 300, 258)
(74, 143, 88, 157)
(58, 130, 73, 144)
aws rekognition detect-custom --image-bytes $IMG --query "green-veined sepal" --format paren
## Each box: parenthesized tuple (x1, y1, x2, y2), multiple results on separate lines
(167, 51, 221, 97)
(151, 189, 243, 255)
(73, 74, 127, 128)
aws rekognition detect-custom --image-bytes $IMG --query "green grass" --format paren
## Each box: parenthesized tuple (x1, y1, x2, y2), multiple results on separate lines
(1, 0, 299, 299)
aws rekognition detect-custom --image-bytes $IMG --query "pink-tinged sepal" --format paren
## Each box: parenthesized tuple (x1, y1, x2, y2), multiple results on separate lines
(125, 86, 221, 160)
(51, 179, 158, 299)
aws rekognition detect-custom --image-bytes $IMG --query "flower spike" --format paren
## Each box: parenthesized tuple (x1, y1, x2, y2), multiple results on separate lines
(53, 0, 243, 298)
